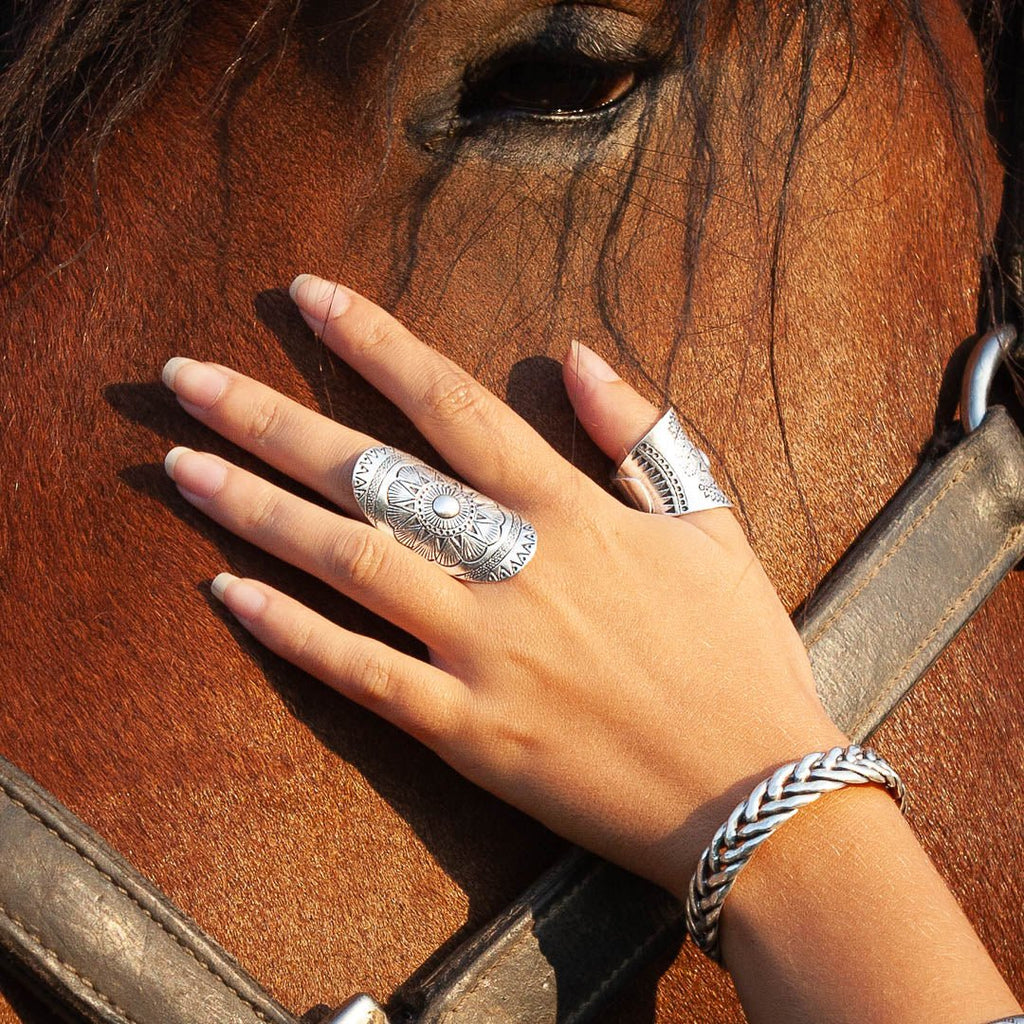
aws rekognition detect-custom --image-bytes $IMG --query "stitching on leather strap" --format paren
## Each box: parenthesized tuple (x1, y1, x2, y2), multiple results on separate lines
(563, 913, 677, 1024)
(535, 864, 678, 1024)
(0, 777, 275, 1024)
(0, 900, 142, 1024)
(803, 455, 978, 649)
(851, 522, 1024, 737)
(441, 863, 678, 1023)
(537, 864, 600, 923)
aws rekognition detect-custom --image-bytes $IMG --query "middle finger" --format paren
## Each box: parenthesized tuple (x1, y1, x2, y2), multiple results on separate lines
(288, 276, 576, 514)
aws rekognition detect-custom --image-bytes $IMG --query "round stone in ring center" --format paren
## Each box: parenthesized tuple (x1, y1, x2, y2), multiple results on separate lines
(431, 494, 461, 519)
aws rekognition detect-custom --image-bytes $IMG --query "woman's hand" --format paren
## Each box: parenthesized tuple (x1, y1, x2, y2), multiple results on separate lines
(161, 274, 1024, 1022)
(161, 273, 844, 897)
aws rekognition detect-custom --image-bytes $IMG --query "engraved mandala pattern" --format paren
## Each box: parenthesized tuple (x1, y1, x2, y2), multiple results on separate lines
(352, 448, 537, 582)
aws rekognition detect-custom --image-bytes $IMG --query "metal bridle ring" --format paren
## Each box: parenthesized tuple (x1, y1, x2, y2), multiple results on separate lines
(613, 408, 732, 515)
(351, 446, 537, 583)
(960, 324, 1020, 433)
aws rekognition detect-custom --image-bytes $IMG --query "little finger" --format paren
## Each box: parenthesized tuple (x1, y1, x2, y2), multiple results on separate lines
(211, 573, 466, 746)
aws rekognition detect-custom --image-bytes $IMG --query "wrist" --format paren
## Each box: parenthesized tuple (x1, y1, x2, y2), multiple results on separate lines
(720, 781, 906, 954)
(650, 714, 850, 900)
(714, 777, 1021, 1022)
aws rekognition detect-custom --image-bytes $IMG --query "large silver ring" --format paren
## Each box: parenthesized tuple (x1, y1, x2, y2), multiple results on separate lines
(351, 447, 537, 583)
(614, 408, 731, 515)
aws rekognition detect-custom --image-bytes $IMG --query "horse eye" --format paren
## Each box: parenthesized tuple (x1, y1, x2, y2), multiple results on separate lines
(462, 58, 637, 118)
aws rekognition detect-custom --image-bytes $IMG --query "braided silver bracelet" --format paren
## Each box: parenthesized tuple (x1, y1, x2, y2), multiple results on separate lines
(685, 744, 907, 962)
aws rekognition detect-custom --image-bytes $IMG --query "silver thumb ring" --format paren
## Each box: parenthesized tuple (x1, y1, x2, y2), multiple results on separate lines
(613, 408, 731, 515)
(351, 446, 537, 583)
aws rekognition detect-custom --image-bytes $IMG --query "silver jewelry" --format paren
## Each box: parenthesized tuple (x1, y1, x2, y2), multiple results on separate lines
(614, 408, 731, 515)
(351, 446, 537, 583)
(685, 744, 906, 963)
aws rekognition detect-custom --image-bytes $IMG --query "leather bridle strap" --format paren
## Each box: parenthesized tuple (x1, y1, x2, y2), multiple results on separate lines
(0, 755, 301, 1024)
(803, 406, 1024, 738)
(394, 405, 1024, 1024)
(1, 406, 1022, 1024)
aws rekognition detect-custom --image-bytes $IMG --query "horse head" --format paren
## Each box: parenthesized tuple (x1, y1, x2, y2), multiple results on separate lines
(0, 2, 1018, 1020)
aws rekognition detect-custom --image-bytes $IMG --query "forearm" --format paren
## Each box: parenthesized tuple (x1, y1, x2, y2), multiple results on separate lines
(704, 784, 1021, 1023)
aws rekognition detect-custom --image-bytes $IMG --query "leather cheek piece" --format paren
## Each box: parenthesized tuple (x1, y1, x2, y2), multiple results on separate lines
(0, 756, 299, 1024)
(800, 405, 1024, 740)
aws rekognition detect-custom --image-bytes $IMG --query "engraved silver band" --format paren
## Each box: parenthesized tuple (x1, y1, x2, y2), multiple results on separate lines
(614, 408, 731, 515)
(685, 744, 906, 963)
(351, 446, 537, 583)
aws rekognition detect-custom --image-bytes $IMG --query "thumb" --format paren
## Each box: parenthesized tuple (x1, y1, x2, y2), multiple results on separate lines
(563, 341, 741, 543)
(562, 341, 660, 464)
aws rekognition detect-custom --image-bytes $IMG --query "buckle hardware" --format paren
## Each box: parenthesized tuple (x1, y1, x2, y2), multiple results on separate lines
(324, 994, 390, 1024)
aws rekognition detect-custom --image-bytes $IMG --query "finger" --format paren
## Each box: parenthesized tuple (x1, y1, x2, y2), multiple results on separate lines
(165, 447, 469, 643)
(288, 274, 571, 512)
(561, 341, 662, 463)
(162, 357, 374, 519)
(563, 342, 741, 542)
(211, 573, 466, 747)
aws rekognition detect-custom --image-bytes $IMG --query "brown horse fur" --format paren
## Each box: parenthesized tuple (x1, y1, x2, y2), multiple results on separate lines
(0, 1, 1020, 1021)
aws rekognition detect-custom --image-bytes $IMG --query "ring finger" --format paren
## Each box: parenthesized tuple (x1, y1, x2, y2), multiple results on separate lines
(164, 446, 469, 642)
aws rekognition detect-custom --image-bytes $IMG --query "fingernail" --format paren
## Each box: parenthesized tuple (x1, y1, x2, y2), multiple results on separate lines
(162, 358, 227, 409)
(288, 274, 314, 301)
(210, 572, 236, 601)
(211, 573, 267, 620)
(161, 356, 194, 388)
(164, 449, 228, 499)
(289, 274, 352, 320)
(571, 341, 620, 382)
(164, 445, 191, 475)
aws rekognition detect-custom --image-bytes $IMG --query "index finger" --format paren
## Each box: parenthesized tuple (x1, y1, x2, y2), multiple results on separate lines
(289, 274, 573, 513)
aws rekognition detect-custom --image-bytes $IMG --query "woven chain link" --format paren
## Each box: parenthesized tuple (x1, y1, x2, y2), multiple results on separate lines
(685, 744, 907, 962)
